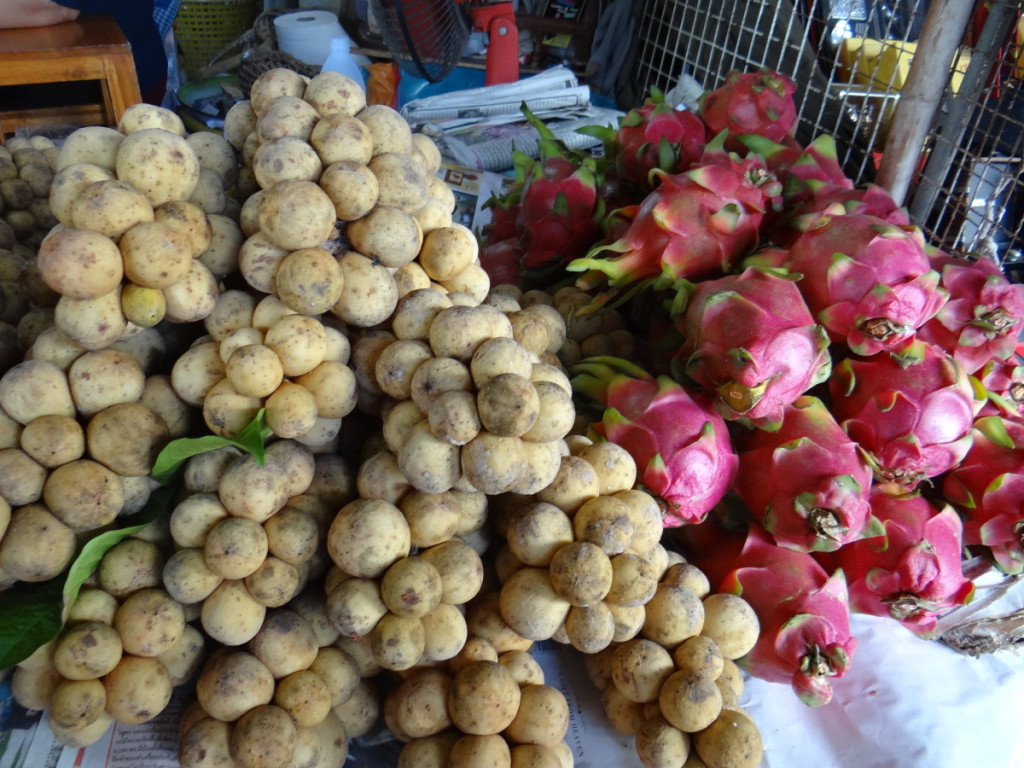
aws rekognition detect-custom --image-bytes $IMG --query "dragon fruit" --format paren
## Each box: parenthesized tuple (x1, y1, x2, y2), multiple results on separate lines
(571, 356, 737, 525)
(773, 184, 910, 246)
(916, 252, 1024, 374)
(517, 154, 601, 272)
(974, 353, 1024, 419)
(481, 193, 522, 243)
(479, 105, 603, 280)
(828, 341, 983, 491)
(676, 266, 832, 430)
(581, 87, 706, 195)
(785, 213, 947, 356)
(943, 415, 1024, 574)
(738, 133, 853, 210)
(733, 396, 876, 552)
(568, 135, 781, 287)
(479, 237, 526, 287)
(699, 69, 799, 151)
(822, 489, 973, 637)
(687, 521, 857, 706)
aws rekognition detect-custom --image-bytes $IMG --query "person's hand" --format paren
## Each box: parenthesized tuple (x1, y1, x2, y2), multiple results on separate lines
(0, 0, 80, 29)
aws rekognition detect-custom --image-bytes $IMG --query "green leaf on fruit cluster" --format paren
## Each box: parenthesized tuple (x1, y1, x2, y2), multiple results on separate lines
(150, 408, 270, 484)
(0, 486, 174, 671)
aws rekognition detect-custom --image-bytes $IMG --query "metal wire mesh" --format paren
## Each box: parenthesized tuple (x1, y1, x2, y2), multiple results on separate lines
(629, 0, 1024, 274)
(906, 0, 1024, 275)
(632, 0, 937, 182)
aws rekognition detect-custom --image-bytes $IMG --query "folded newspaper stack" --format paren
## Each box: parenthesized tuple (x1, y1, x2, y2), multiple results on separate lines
(399, 65, 623, 172)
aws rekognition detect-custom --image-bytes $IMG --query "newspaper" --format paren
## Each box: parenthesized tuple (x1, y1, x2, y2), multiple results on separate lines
(399, 65, 589, 128)
(399, 65, 624, 172)
(436, 162, 513, 233)
(433, 108, 621, 173)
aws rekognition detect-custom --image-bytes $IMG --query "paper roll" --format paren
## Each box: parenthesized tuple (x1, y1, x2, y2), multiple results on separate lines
(274, 10, 346, 67)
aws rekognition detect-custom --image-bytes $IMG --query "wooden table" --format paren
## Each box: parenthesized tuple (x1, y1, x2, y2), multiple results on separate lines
(0, 14, 141, 143)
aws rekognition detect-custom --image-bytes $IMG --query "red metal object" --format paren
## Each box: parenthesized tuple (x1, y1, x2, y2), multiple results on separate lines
(467, 2, 519, 84)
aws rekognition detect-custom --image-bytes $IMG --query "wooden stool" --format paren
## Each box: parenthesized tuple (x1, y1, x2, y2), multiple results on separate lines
(0, 14, 142, 143)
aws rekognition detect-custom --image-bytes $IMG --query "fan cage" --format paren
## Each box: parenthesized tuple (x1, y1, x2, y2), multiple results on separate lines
(370, 0, 472, 83)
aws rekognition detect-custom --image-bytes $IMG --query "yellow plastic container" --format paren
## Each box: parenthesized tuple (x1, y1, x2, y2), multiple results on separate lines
(839, 37, 969, 94)
(838, 37, 971, 138)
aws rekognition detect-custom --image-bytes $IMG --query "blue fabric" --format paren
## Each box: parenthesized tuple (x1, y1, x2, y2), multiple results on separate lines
(153, 0, 182, 39)
(54, 0, 166, 98)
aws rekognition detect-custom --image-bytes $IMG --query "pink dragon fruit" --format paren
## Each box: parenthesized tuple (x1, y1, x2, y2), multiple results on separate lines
(828, 341, 983, 491)
(686, 521, 857, 706)
(479, 237, 526, 287)
(943, 415, 1024, 574)
(676, 266, 832, 430)
(699, 69, 799, 151)
(916, 252, 1024, 374)
(772, 184, 910, 247)
(605, 89, 706, 192)
(517, 154, 601, 272)
(974, 353, 1024, 419)
(733, 396, 877, 552)
(738, 133, 853, 209)
(568, 135, 781, 287)
(821, 489, 973, 638)
(481, 194, 521, 243)
(571, 356, 737, 525)
(785, 213, 948, 356)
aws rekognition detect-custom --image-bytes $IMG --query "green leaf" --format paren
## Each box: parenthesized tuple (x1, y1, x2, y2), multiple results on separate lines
(150, 409, 269, 485)
(0, 485, 177, 671)
(63, 486, 176, 609)
(576, 124, 615, 142)
(0, 579, 64, 670)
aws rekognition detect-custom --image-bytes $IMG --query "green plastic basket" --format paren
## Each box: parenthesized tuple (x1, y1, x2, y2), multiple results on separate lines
(175, 0, 259, 80)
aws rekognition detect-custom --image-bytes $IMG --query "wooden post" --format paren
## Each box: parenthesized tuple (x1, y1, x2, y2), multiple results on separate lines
(874, 0, 976, 206)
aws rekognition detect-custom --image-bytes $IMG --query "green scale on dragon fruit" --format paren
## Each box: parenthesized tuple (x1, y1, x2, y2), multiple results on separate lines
(974, 354, 1024, 421)
(817, 489, 974, 638)
(683, 520, 856, 707)
(732, 395, 877, 553)
(674, 266, 832, 431)
(784, 213, 948, 357)
(827, 340, 984, 493)
(568, 133, 782, 288)
(570, 355, 737, 527)
(943, 415, 1024, 575)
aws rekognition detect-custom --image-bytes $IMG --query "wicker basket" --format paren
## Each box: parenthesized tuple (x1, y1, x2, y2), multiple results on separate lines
(175, 0, 260, 80)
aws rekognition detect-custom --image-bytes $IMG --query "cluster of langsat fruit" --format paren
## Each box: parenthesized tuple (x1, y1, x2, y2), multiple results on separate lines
(551, 284, 638, 368)
(388, 658, 574, 768)
(1, 64, 772, 768)
(485, 423, 765, 768)
(10, 564, 201, 747)
(0, 135, 63, 251)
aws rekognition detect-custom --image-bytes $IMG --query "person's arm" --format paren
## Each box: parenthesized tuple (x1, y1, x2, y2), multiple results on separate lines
(0, 0, 80, 29)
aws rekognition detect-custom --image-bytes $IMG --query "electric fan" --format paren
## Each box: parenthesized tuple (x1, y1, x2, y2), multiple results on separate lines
(369, 0, 519, 85)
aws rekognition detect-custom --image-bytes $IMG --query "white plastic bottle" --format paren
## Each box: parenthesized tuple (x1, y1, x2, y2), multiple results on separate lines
(321, 34, 367, 88)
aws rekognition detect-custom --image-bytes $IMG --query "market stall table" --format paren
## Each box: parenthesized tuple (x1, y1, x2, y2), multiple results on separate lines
(0, 14, 141, 143)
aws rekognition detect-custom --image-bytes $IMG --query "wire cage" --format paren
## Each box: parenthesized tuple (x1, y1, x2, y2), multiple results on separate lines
(906, 1, 1024, 276)
(628, 0, 1024, 275)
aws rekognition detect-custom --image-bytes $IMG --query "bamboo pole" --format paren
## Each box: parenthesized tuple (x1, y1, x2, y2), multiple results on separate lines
(874, 0, 976, 206)
(907, 0, 1020, 225)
